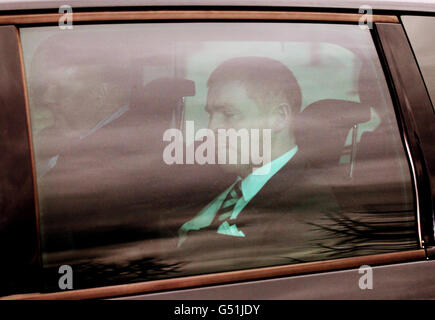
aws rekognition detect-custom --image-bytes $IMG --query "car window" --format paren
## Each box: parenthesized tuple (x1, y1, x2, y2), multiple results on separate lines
(402, 16, 435, 110)
(20, 22, 417, 292)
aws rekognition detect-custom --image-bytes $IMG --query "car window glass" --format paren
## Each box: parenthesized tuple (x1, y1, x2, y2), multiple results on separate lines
(21, 23, 417, 291)
(402, 15, 435, 110)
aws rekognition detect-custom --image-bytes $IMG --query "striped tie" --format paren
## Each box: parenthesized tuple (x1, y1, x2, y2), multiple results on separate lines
(216, 179, 243, 221)
(211, 180, 246, 237)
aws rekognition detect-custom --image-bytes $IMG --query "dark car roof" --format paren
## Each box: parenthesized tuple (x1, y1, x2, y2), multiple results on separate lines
(1, 0, 435, 13)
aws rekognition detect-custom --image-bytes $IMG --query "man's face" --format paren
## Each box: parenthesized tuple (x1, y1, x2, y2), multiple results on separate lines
(38, 65, 124, 139)
(205, 81, 273, 176)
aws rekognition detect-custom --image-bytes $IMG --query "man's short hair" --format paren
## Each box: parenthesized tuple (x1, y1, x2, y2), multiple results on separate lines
(207, 57, 302, 116)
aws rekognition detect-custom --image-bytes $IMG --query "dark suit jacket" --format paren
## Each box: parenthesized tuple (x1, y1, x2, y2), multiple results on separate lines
(171, 151, 341, 275)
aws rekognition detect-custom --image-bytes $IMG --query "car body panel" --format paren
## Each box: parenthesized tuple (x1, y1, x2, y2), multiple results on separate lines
(114, 260, 435, 300)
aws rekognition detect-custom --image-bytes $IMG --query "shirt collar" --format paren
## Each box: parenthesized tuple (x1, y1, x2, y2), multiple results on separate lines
(240, 145, 298, 202)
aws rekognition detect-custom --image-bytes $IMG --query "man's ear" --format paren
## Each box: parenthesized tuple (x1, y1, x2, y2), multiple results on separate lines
(272, 103, 291, 132)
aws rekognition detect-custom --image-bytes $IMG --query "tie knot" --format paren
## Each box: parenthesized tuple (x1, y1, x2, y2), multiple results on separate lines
(214, 179, 244, 224)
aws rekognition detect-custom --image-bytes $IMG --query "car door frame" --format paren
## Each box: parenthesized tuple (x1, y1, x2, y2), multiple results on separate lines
(0, 8, 433, 300)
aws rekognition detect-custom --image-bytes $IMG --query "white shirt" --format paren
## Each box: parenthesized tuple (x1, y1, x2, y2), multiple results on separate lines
(178, 145, 298, 246)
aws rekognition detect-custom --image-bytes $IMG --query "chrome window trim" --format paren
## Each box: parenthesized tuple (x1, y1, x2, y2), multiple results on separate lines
(402, 125, 422, 248)
(0, 0, 435, 13)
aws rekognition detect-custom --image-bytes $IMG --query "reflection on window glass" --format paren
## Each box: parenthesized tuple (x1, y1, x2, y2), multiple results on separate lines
(402, 16, 435, 111)
(21, 23, 417, 291)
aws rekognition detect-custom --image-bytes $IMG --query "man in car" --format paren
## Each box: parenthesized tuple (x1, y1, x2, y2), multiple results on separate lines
(28, 33, 132, 178)
(31, 33, 199, 257)
(176, 57, 339, 271)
